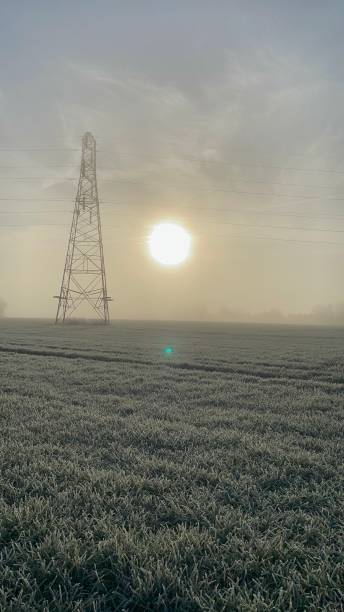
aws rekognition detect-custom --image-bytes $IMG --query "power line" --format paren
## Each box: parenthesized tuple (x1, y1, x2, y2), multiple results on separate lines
(98, 179, 344, 201)
(1, 222, 344, 248)
(0, 223, 68, 227)
(0, 198, 75, 201)
(201, 219, 344, 234)
(168, 154, 344, 176)
(0, 165, 80, 169)
(1, 155, 344, 179)
(3, 181, 344, 201)
(2, 146, 344, 175)
(0, 173, 341, 192)
(1, 211, 344, 234)
(0, 177, 77, 180)
(2, 200, 344, 222)
(97, 153, 344, 176)
(0, 210, 71, 214)
(0, 170, 342, 192)
(205, 234, 344, 247)
(96, 202, 344, 221)
(0, 147, 79, 152)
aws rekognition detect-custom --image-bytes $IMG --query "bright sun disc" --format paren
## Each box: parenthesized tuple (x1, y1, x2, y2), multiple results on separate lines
(148, 222, 191, 266)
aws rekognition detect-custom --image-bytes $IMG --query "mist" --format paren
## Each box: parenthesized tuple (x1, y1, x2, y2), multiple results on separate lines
(1, 4, 344, 607)
(213, 303, 344, 326)
(0, 2, 343, 324)
(0, 299, 6, 318)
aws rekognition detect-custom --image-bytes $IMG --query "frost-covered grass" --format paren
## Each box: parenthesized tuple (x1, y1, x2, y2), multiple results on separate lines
(0, 319, 343, 611)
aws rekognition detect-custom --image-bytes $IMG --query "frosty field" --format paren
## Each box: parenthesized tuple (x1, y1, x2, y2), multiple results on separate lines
(0, 319, 343, 611)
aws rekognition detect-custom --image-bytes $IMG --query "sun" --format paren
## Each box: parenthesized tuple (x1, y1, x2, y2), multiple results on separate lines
(148, 222, 191, 266)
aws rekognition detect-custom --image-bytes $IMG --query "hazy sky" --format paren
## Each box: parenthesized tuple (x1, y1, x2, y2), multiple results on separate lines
(1, 1, 344, 321)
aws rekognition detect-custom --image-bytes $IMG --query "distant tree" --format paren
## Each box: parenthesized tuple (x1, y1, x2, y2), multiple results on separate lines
(0, 298, 6, 317)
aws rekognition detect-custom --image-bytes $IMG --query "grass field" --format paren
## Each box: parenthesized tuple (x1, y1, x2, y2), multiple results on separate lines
(0, 319, 343, 611)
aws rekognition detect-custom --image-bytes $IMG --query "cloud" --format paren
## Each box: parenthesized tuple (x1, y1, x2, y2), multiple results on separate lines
(1, 7, 344, 319)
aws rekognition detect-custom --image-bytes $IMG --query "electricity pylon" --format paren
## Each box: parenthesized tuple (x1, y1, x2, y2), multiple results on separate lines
(54, 132, 111, 324)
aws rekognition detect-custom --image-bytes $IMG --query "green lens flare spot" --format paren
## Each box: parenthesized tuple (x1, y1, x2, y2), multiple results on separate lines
(164, 346, 174, 355)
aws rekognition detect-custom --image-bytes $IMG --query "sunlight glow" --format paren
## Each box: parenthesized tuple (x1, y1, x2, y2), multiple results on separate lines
(148, 222, 191, 266)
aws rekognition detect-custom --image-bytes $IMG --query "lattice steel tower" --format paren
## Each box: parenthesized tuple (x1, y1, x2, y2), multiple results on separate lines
(54, 132, 111, 323)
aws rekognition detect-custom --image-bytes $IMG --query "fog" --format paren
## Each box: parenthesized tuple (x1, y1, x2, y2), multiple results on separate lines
(0, 299, 6, 318)
(0, 2, 343, 324)
(213, 303, 344, 326)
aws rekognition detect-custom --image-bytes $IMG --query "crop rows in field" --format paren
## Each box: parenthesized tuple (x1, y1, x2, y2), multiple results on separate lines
(0, 320, 343, 610)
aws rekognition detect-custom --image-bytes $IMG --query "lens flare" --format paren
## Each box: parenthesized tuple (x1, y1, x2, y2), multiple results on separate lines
(164, 346, 174, 355)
